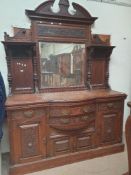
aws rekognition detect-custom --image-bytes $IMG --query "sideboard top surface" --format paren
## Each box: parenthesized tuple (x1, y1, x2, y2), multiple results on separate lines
(6, 89, 126, 109)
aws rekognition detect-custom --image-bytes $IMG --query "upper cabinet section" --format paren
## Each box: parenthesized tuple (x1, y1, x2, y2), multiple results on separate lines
(2, 0, 114, 94)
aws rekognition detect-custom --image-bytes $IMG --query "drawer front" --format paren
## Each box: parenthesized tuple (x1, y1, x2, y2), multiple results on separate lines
(49, 104, 96, 117)
(47, 135, 72, 157)
(99, 101, 122, 111)
(76, 133, 93, 151)
(11, 108, 47, 121)
(49, 112, 95, 131)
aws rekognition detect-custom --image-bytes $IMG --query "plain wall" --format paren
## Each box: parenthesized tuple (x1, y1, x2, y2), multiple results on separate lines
(0, 0, 131, 153)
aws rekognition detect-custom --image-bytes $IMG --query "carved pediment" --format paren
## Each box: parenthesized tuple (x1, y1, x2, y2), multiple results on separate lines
(26, 0, 97, 25)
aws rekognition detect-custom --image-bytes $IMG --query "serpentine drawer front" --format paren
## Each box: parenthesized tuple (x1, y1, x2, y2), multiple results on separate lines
(49, 112, 95, 131)
(49, 104, 96, 117)
(49, 104, 96, 131)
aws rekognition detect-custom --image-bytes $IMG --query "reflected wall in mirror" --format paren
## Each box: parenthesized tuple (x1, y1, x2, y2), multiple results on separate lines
(39, 42, 85, 88)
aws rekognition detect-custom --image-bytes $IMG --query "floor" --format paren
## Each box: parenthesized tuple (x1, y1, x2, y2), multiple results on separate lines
(2, 145, 128, 175)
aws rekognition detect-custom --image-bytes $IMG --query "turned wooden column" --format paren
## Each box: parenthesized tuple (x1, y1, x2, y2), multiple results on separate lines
(124, 102, 131, 175)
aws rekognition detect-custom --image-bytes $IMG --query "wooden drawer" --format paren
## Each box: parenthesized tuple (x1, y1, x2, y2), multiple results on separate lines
(99, 101, 122, 111)
(11, 108, 47, 121)
(49, 112, 95, 131)
(76, 132, 93, 151)
(49, 104, 96, 117)
(47, 135, 72, 157)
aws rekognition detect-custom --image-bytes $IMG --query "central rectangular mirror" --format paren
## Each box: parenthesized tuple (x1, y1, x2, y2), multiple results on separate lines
(39, 42, 85, 88)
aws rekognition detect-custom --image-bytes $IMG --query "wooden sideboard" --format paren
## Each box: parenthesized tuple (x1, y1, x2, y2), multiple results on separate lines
(6, 90, 126, 175)
(2, 0, 127, 174)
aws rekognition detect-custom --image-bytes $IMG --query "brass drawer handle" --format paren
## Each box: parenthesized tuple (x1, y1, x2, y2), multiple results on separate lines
(24, 110, 34, 118)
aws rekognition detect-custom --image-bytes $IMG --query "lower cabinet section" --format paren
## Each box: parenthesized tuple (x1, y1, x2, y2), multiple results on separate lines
(6, 93, 126, 175)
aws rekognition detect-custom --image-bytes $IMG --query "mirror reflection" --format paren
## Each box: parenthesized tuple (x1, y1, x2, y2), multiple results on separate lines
(39, 42, 85, 88)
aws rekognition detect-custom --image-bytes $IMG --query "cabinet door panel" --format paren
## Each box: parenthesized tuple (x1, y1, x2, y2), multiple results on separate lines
(11, 58, 34, 92)
(9, 109, 46, 164)
(20, 123, 41, 158)
(101, 111, 122, 145)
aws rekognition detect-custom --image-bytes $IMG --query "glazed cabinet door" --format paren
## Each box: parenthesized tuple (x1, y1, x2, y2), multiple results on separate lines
(8, 108, 47, 164)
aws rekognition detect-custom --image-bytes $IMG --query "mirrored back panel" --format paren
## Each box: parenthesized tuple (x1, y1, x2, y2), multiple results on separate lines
(39, 42, 85, 88)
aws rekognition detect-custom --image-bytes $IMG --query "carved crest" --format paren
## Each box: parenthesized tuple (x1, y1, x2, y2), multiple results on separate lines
(26, 0, 97, 24)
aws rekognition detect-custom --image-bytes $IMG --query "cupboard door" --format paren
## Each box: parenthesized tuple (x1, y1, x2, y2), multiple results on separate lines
(100, 111, 122, 145)
(9, 109, 46, 164)
(11, 58, 34, 93)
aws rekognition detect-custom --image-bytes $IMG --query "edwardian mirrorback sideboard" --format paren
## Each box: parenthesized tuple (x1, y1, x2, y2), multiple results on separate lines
(2, 0, 127, 175)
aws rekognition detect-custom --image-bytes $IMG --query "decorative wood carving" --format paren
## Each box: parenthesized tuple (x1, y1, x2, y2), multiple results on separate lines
(20, 123, 39, 158)
(102, 114, 116, 142)
(25, 0, 97, 24)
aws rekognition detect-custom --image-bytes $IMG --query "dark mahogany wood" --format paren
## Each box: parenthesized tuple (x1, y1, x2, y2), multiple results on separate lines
(2, 0, 127, 175)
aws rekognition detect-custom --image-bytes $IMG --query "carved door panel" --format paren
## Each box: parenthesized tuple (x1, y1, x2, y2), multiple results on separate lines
(98, 100, 123, 146)
(100, 111, 122, 145)
(9, 109, 47, 164)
